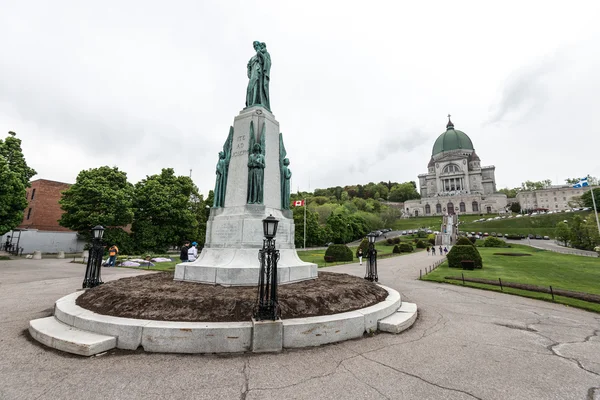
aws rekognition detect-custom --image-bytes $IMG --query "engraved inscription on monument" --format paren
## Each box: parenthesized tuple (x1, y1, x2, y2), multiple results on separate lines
(232, 133, 248, 158)
(213, 221, 242, 242)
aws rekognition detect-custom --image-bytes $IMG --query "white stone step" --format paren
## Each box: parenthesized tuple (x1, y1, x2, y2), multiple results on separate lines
(397, 302, 418, 314)
(378, 306, 418, 334)
(29, 317, 117, 356)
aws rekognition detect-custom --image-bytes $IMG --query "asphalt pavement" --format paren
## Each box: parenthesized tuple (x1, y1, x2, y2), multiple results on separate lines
(1, 255, 599, 399)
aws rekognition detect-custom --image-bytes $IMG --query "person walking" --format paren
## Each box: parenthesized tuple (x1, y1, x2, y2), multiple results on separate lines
(107, 244, 119, 267)
(180, 241, 190, 262)
(444, 247, 448, 255)
(439, 246, 443, 255)
(431, 246, 436, 255)
(187, 242, 198, 262)
(357, 248, 363, 265)
(426, 246, 430, 255)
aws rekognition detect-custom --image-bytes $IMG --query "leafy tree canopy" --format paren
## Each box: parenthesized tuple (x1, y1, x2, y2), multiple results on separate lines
(59, 166, 134, 235)
(521, 180, 552, 191)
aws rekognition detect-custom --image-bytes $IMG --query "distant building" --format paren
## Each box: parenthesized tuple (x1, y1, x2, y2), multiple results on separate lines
(516, 186, 594, 211)
(404, 117, 507, 216)
(20, 179, 72, 231)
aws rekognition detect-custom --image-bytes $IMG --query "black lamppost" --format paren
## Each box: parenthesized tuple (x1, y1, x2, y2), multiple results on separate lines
(255, 215, 280, 321)
(364, 233, 378, 282)
(83, 225, 105, 289)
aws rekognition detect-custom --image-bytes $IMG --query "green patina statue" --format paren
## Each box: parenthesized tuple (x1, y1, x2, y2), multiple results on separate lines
(279, 133, 291, 209)
(247, 121, 266, 204)
(246, 41, 271, 111)
(213, 127, 234, 208)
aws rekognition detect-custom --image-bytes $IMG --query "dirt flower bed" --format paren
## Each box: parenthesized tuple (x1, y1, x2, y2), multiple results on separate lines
(76, 271, 388, 322)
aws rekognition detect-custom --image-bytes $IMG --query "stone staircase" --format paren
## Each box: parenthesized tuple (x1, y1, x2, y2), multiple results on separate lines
(378, 302, 418, 334)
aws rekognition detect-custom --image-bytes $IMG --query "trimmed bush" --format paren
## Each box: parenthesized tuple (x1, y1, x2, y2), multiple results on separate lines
(455, 237, 474, 246)
(483, 236, 506, 248)
(468, 236, 477, 244)
(398, 242, 413, 253)
(393, 237, 401, 245)
(392, 245, 401, 254)
(386, 238, 394, 245)
(416, 240, 427, 249)
(428, 238, 436, 245)
(325, 244, 353, 262)
(447, 245, 483, 269)
(356, 238, 369, 258)
(506, 234, 521, 240)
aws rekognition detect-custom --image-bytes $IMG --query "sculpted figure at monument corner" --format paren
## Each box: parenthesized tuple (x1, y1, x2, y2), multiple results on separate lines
(213, 127, 233, 208)
(246, 41, 271, 110)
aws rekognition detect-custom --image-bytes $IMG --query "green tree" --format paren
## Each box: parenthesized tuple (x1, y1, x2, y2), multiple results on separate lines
(568, 215, 596, 250)
(521, 180, 552, 191)
(292, 206, 322, 248)
(326, 213, 351, 244)
(509, 202, 521, 213)
(0, 157, 27, 235)
(388, 182, 420, 202)
(59, 166, 134, 240)
(581, 188, 600, 212)
(0, 131, 37, 235)
(132, 168, 198, 252)
(498, 187, 519, 198)
(0, 132, 37, 186)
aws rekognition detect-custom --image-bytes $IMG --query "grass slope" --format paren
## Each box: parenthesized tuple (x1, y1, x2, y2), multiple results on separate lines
(423, 244, 600, 312)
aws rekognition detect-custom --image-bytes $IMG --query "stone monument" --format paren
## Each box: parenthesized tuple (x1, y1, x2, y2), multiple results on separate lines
(175, 41, 317, 286)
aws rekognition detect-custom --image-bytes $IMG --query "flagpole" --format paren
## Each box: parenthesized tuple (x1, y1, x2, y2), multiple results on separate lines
(303, 198, 306, 250)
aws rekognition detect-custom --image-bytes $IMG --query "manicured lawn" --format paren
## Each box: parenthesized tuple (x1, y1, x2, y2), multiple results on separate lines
(422, 244, 600, 312)
(297, 242, 419, 268)
(459, 211, 594, 238)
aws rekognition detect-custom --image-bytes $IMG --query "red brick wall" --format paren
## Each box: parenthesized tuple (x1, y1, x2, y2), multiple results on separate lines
(19, 179, 73, 232)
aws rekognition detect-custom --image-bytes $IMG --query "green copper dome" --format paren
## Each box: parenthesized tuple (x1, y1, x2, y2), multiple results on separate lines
(432, 118, 474, 156)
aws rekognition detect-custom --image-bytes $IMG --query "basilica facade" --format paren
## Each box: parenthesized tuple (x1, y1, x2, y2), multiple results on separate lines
(404, 118, 507, 216)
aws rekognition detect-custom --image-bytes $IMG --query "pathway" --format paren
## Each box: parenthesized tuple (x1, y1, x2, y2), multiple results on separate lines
(507, 239, 598, 257)
(1, 255, 599, 399)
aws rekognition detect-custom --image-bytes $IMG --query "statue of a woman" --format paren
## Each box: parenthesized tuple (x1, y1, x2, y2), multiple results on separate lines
(213, 127, 233, 207)
(247, 143, 265, 204)
(246, 41, 271, 110)
(281, 158, 292, 210)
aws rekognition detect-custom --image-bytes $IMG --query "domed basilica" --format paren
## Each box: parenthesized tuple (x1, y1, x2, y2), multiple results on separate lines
(404, 117, 507, 216)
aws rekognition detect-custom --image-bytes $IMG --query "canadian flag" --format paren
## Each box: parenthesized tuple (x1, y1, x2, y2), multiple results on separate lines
(293, 200, 305, 207)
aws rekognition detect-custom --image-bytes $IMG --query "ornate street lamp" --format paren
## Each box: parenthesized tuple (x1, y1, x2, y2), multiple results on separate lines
(364, 233, 378, 282)
(83, 225, 105, 288)
(255, 215, 281, 321)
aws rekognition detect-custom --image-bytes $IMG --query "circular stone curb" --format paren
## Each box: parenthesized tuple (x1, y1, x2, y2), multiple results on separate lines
(49, 285, 403, 354)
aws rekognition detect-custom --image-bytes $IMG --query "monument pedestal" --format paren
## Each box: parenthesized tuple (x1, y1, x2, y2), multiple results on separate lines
(174, 106, 317, 286)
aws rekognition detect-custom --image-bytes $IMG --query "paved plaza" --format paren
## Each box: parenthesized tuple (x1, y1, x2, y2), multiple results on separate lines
(1, 254, 599, 400)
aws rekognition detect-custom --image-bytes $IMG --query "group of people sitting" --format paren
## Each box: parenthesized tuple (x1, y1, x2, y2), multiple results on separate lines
(426, 246, 448, 256)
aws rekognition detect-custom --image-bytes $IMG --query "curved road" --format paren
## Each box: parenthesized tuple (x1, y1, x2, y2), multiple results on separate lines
(1, 255, 599, 399)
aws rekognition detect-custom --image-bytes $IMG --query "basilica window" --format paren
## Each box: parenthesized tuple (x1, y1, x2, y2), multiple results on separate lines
(436, 203, 442, 213)
(472, 201, 479, 212)
(443, 164, 461, 174)
(459, 202, 466, 212)
(425, 204, 431, 214)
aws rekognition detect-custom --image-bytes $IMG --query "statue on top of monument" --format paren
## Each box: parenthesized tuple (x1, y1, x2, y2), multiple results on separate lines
(246, 41, 271, 111)
(247, 121, 266, 204)
(213, 126, 234, 208)
(279, 133, 291, 210)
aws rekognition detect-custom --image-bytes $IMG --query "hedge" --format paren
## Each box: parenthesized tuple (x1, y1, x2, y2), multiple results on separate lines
(483, 237, 506, 248)
(416, 240, 427, 249)
(393, 245, 401, 254)
(447, 245, 483, 269)
(455, 237, 474, 246)
(325, 244, 353, 262)
(398, 242, 414, 253)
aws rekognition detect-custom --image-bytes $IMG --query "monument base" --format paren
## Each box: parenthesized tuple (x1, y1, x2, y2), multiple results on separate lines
(174, 206, 317, 286)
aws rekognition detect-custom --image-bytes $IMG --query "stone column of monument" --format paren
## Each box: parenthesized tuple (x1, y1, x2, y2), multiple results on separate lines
(174, 41, 317, 286)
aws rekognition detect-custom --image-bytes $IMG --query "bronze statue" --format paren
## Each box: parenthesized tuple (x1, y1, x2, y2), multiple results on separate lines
(247, 121, 266, 204)
(213, 127, 234, 208)
(279, 133, 291, 209)
(246, 41, 271, 110)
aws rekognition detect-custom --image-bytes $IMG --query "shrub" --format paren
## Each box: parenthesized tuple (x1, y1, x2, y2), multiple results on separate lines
(416, 240, 427, 249)
(483, 237, 506, 248)
(392, 245, 401, 254)
(324, 255, 335, 262)
(386, 238, 394, 245)
(356, 238, 369, 258)
(468, 236, 477, 244)
(506, 234, 521, 240)
(455, 237, 473, 246)
(417, 230, 428, 238)
(428, 238, 436, 245)
(325, 244, 353, 262)
(447, 245, 483, 269)
(398, 242, 413, 253)
(393, 237, 401, 245)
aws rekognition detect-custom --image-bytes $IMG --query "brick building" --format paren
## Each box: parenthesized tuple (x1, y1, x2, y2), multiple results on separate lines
(19, 179, 73, 232)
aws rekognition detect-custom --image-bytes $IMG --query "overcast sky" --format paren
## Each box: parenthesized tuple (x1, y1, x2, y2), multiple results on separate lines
(2, 0, 599, 196)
